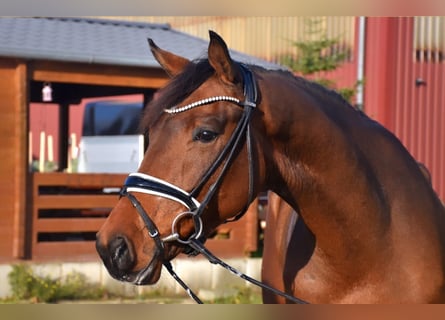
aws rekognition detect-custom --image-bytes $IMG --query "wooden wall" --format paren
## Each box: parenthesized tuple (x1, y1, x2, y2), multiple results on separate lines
(364, 17, 445, 202)
(0, 58, 28, 261)
(0, 58, 169, 262)
(111, 16, 356, 65)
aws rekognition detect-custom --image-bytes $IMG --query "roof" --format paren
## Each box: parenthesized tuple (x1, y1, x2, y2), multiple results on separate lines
(0, 17, 282, 70)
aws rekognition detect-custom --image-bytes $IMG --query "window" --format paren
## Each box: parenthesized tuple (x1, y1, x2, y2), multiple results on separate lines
(414, 16, 445, 62)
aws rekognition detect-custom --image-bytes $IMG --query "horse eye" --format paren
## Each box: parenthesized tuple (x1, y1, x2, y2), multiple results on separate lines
(193, 129, 218, 143)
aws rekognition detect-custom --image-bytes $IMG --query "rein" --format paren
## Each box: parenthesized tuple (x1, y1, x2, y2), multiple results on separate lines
(119, 64, 308, 304)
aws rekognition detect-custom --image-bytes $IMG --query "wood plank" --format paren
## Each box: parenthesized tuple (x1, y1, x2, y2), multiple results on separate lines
(0, 59, 29, 260)
(33, 172, 127, 188)
(35, 195, 118, 209)
(30, 61, 168, 88)
(33, 241, 98, 261)
(35, 218, 106, 232)
(13, 62, 28, 259)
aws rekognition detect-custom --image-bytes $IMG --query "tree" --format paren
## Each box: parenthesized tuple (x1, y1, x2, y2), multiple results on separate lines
(281, 18, 357, 103)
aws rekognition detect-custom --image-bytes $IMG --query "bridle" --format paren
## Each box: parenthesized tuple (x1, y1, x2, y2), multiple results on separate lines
(119, 64, 308, 304)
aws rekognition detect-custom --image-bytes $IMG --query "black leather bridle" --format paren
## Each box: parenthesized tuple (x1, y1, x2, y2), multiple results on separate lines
(119, 64, 308, 304)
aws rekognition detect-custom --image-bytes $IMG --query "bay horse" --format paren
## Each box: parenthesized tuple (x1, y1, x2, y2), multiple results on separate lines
(96, 31, 445, 303)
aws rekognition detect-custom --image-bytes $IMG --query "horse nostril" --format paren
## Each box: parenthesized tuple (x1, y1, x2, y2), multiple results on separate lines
(109, 236, 135, 272)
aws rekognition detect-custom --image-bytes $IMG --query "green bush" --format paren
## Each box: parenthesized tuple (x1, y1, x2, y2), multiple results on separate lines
(207, 287, 262, 304)
(6, 264, 262, 304)
(7, 264, 107, 303)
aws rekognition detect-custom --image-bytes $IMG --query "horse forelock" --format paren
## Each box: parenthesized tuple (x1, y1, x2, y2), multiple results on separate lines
(140, 59, 215, 134)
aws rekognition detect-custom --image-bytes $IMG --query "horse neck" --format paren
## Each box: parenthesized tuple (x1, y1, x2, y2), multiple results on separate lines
(259, 74, 390, 260)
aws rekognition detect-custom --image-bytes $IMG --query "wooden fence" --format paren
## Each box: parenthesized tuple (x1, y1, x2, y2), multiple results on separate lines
(29, 172, 258, 261)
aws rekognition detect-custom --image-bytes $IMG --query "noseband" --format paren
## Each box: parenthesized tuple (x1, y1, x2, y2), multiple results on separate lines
(119, 64, 307, 304)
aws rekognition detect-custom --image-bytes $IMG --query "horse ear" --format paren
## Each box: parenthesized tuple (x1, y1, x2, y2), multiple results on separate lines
(207, 30, 240, 85)
(148, 39, 190, 77)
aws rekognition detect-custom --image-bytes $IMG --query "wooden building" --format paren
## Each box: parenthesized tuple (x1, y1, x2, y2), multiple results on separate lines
(0, 17, 278, 262)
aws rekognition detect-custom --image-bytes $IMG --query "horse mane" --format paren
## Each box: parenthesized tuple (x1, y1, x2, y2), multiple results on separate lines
(273, 68, 360, 113)
(141, 58, 363, 136)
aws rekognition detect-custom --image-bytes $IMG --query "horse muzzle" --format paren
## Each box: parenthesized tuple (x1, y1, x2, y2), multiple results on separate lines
(96, 234, 135, 280)
(96, 233, 163, 285)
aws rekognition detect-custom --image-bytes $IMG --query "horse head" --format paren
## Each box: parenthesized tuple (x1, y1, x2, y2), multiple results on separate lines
(96, 31, 265, 285)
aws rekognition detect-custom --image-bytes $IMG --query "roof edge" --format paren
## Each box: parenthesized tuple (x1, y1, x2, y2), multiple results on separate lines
(34, 17, 171, 30)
